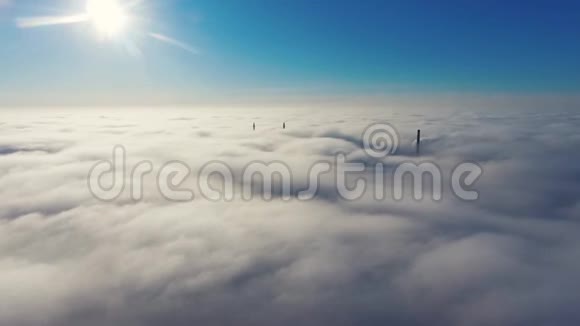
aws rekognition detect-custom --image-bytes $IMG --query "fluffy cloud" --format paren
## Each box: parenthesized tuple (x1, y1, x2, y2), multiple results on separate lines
(0, 107, 579, 326)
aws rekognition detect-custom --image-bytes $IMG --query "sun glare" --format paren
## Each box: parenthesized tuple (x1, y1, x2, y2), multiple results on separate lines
(86, 0, 128, 38)
(17, 0, 197, 55)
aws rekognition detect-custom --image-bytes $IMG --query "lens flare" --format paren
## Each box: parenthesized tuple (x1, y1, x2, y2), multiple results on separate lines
(86, 0, 127, 38)
(16, 0, 197, 55)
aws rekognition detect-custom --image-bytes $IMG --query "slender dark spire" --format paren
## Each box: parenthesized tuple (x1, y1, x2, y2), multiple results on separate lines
(416, 129, 421, 156)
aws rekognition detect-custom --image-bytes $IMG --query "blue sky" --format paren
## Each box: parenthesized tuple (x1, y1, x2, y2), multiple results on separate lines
(1, 0, 579, 106)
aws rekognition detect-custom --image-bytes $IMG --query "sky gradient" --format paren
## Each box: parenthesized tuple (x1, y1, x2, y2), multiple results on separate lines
(1, 0, 580, 106)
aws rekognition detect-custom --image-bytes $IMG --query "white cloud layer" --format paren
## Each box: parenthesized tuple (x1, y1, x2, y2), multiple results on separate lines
(1, 106, 580, 326)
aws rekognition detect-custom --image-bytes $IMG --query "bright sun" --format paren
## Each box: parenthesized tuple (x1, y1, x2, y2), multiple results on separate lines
(17, 0, 197, 55)
(86, 0, 128, 38)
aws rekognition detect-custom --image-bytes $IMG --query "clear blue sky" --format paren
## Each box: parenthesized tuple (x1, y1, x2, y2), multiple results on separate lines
(1, 0, 579, 106)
